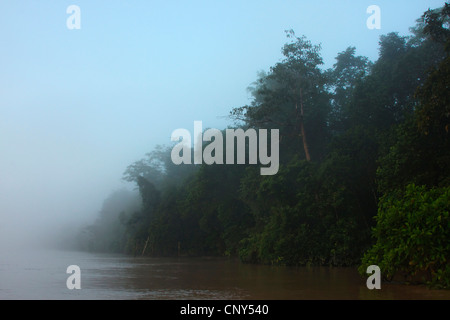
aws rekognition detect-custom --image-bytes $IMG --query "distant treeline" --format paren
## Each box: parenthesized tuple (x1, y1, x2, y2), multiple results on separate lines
(77, 5, 450, 288)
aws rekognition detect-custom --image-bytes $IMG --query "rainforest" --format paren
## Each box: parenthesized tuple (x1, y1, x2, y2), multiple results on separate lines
(75, 4, 450, 289)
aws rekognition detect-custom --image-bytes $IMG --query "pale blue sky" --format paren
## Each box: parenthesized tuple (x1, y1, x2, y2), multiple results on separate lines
(0, 0, 446, 243)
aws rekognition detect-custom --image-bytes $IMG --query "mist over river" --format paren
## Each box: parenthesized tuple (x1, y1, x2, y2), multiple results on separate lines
(1, 249, 449, 300)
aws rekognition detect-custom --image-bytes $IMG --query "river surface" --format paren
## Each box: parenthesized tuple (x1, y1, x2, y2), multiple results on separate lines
(0, 248, 449, 300)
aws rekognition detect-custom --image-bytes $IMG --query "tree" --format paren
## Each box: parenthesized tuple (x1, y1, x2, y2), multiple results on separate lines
(123, 144, 198, 189)
(231, 30, 331, 162)
(376, 3, 450, 192)
(415, 3, 450, 135)
(326, 47, 372, 133)
(361, 3, 450, 287)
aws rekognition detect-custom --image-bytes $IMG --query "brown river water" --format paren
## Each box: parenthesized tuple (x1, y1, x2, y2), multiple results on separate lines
(1, 249, 449, 300)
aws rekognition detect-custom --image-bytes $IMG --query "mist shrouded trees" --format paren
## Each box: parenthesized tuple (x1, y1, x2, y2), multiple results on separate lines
(77, 188, 142, 253)
(79, 4, 450, 287)
(360, 4, 450, 288)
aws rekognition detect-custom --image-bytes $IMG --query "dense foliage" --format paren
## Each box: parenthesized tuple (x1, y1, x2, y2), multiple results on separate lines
(360, 184, 450, 288)
(78, 4, 450, 286)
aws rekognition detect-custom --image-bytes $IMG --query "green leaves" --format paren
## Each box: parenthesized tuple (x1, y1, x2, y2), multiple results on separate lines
(360, 184, 450, 288)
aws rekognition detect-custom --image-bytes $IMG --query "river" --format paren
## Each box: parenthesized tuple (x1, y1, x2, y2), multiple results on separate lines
(0, 248, 449, 300)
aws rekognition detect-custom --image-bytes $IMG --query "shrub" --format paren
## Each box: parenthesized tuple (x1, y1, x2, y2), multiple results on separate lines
(360, 184, 450, 288)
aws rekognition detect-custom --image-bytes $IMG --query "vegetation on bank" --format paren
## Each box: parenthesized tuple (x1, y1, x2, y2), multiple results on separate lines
(77, 4, 450, 288)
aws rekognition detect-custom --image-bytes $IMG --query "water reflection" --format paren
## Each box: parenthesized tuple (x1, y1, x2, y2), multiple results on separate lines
(1, 250, 449, 300)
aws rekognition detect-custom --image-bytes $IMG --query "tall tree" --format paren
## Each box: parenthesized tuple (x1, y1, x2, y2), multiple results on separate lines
(231, 30, 331, 162)
(326, 46, 372, 133)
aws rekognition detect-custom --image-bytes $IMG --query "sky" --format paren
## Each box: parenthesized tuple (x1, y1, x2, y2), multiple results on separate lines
(0, 0, 446, 246)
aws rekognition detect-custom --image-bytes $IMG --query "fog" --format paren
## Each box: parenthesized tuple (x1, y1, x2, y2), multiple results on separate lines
(0, 1, 444, 252)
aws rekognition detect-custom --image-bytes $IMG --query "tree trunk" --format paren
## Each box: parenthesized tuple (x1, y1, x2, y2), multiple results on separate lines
(298, 89, 311, 161)
(141, 236, 149, 256)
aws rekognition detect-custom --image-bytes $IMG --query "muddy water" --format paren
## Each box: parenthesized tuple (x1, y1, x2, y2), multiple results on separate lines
(1, 249, 449, 300)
